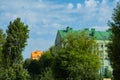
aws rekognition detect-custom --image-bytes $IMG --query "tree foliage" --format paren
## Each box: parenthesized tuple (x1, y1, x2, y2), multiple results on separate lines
(0, 29, 6, 63)
(53, 32, 100, 80)
(0, 18, 29, 80)
(23, 58, 31, 69)
(2, 18, 29, 67)
(26, 59, 41, 80)
(0, 29, 6, 49)
(39, 67, 54, 80)
(107, 2, 120, 80)
(24, 50, 54, 80)
(27, 60, 41, 75)
(39, 50, 54, 70)
(0, 62, 30, 80)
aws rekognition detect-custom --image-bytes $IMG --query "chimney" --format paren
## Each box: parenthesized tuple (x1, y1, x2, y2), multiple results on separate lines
(84, 28, 89, 31)
(66, 27, 72, 32)
(90, 28, 95, 36)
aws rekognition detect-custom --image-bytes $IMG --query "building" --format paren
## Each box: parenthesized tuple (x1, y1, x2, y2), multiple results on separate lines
(55, 27, 112, 78)
(31, 50, 42, 60)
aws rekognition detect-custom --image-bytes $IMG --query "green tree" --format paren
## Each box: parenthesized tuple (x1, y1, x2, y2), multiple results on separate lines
(24, 50, 54, 80)
(107, 2, 120, 80)
(39, 67, 55, 80)
(0, 62, 30, 80)
(0, 29, 6, 63)
(27, 60, 41, 80)
(104, 69, 113, 79)
(2, 18, 29, 67)
(53, 32, 100, 80)
(23, 58, 31, 70)
(0, 29, 6, 51)
(0, 18, 29, 80)
(39, 50, 54, 70)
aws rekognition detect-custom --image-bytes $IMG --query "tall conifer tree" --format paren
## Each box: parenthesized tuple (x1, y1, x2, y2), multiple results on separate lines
(0, 29, 6, 63)
(2, 18, 29, 67)
(108, 3, 120, 80)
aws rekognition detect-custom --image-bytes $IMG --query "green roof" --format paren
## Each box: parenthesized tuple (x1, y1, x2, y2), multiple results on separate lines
(58, 27, 111, 40)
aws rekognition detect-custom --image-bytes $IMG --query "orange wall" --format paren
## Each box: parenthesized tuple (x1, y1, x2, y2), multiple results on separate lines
(31, 50, 42, 60)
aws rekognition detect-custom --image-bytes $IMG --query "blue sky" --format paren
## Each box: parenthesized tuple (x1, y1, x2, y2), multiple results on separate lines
(0, 0, 119, 59)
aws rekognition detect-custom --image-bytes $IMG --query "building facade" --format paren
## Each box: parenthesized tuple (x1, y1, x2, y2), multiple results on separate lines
(55, 27, 112, 78)
(31, 50, 42, 60)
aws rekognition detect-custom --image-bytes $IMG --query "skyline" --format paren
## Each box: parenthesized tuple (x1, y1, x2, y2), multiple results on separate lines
(0, 0, 119, 59)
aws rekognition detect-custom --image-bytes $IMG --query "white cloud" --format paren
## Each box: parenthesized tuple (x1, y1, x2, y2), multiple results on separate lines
(115, 0, 120, 2)
(85, 0, 99, 8)
(67, 3, 74, 10)
(90, 26, 109, 31)
(97, 0, 114, 23)
(0, 0, 116, 59)
(52, 23, 62, 29)
(77, 3, 82, 9)
(101, 0, 108, 5)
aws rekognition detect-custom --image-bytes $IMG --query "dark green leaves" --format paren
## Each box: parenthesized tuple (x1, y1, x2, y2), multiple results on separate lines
(2, 18, 29, 67)
(53, 32, 100, 80)
(108, 2, 120, 80)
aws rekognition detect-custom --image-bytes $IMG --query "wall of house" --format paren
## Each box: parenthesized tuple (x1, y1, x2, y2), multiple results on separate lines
(31, 50, 42, 60)
(97, 40, 112, 77)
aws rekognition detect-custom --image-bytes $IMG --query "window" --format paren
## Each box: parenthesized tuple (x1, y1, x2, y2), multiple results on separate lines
(99, 44, 104, 51)
(101, 44, 103, 49)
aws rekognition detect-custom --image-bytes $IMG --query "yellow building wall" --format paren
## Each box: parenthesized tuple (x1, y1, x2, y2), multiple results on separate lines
(31, 50, 42, 60)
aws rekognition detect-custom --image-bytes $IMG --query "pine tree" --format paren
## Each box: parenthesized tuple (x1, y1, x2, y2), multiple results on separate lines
(0, 29, 6, 64)
(108, 2, 120, 80)
(0, 29, 6, 47)
(2, 18, 29, 67)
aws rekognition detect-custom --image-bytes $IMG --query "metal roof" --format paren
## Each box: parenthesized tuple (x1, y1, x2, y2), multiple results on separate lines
(58, 27, 111, 40)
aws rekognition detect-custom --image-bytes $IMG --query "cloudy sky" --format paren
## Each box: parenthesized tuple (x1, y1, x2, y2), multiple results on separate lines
(0, 0, 119, 59)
